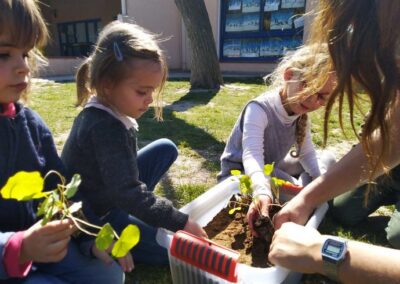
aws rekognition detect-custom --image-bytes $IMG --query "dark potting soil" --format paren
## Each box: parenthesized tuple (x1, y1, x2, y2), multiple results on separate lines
(203, 203, 279, 268)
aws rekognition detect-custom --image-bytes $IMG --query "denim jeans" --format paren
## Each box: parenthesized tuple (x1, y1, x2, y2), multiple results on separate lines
(1, 240, 124, 284)
(105, 138, 178, 265)
(330, 165, 400, 248)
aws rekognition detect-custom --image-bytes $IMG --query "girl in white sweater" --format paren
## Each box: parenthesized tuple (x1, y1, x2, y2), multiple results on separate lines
(218, 44, 336, 236)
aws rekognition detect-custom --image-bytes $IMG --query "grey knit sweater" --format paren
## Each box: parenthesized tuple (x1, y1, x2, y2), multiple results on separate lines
(61, 107, 188, 232)
(218, 92, 297, 180)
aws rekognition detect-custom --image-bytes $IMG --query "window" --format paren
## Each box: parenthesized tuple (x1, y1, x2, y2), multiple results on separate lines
(58, 19, 102, 57)
(220, 0, 306, 62)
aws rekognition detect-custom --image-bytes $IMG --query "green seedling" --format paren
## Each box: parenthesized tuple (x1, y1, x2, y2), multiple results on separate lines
(1, 171, 140, 258)
(229, 162, 303, 219)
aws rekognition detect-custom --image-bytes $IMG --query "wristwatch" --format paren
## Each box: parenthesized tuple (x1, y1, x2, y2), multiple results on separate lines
(321, 237, 348, 281)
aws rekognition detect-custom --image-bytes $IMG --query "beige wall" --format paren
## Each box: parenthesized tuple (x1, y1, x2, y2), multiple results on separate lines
(38, 58, 84, 77)
(126, 0, 182, 69)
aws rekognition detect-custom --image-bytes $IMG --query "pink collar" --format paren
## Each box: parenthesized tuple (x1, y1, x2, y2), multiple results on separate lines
(0, 103, 16, 118)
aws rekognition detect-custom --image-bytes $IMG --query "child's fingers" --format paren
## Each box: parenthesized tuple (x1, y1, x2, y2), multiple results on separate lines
(39, 219, 75, 235)
(94, 249, 114, 265)
(43, 237, 70, 262)
(118, 253, 134, 272)
(45, 225, 75, 243)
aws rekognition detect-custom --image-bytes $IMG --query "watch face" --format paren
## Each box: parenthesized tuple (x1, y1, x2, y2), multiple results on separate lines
(322, 238, 346, 260)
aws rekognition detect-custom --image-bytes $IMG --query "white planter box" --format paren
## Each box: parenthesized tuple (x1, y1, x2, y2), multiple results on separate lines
(157, 178, 328, 284)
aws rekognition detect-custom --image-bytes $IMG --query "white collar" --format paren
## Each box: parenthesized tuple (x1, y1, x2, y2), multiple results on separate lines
(84, 96, 139, 131)
(268, 89, 300, 125)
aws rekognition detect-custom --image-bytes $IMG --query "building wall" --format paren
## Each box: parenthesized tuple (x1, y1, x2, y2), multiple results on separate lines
(126, 0, 182, 69)
(126, 0, 316, 74)
(40, 0, 120, 57)
(38, 0, 317, 77)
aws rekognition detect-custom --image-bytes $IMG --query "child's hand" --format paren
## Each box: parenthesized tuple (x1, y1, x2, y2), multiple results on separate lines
(183, 218, 208, 239)
(247, 195, 272, 237)
(20, 219, 76, 264)
(91, 241, 134, 272)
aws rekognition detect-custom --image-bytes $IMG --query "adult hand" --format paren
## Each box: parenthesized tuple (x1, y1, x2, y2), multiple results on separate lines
(268, 222, 324, 274)
(183, 218, 208, 239)
(20, 219, 76, 264)
(92, 242, 134, 272)
(273, 194, 314, 229)
(247, 194, 272, 237)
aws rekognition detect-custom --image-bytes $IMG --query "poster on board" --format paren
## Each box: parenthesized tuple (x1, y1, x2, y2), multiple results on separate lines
(223, 39, 241, 57)
(225, 14, 242, 32)
(241, 39, 260, 57)
(270, 10, 293, 30)
(228, 0, 242, 11)
(242, 0, 261, 13)
(264, 0, 280, 11)
(242, 13, 259, 31)
(281, 0, 305, 9)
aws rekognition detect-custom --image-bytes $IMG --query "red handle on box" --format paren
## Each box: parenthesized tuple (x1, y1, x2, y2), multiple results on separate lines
(171, 230, 239, 282)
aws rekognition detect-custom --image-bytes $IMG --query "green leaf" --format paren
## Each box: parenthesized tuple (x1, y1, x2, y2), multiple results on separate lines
(65, 174, 81, 199)
(37, 197, 51, 217)
(95, 223, 115, 251)
(0, 171, 47, 201)
(264, 163, 275, 176)
(228, 207, 241, 215)
(112, 225, 140, 258)
(239, 175, 252, 195)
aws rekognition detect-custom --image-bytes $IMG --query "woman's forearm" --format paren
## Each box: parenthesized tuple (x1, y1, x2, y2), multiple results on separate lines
(337, 240, 400, 284)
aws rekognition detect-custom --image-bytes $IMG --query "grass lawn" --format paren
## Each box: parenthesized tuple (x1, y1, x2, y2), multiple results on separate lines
(29, 78, 388, 284)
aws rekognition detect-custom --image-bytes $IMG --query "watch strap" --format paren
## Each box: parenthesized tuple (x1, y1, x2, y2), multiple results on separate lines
(322, 255, 340, 281)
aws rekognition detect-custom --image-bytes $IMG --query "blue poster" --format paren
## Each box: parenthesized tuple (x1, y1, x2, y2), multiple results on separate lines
(260, 38, 283, 56)
(281, 0, 305, 8)
(242, 13, 259, 31)
(228, 0, 241, 11)
(242, 0, 260, 13)
(225, 14, 242, 32)
(270, 10, 293, 30)
(223, 39, 241, 57)
(264, 0, 280, 12)
(241, 39, 260, 57)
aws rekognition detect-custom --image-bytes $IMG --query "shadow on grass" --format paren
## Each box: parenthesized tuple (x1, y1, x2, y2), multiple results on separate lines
(157, 174, 180, 208)
(138, 107, 225, 163)
(163, 89, 219, 114)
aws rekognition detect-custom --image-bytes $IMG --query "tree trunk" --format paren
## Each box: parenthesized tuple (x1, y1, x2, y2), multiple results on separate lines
(174, 0, 223, 90)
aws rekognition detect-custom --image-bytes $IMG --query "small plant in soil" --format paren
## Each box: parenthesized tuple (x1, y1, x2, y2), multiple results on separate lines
(203, 163, 303, 267)
(1, 171, 139, 258)
(230, 163, 299, 242)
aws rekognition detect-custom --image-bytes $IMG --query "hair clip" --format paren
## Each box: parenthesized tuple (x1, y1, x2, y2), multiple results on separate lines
(113, 41, 124, 62)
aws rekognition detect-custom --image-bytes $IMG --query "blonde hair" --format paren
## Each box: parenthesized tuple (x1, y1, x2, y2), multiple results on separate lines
(76, 21, 168, 120)
(266, 44, 331, 157)
(308, 0, 400, 180)
(0, 0, 48, 99)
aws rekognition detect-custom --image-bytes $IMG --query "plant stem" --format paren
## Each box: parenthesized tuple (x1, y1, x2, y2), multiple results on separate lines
(69, 215, 98, 237)
(71, 215, 120, 239)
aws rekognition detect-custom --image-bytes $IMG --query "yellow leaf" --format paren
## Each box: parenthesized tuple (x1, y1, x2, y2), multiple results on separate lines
(264, 163, 275, 176)
(230, 170, 241, 176)
(1, 171, 46, 201)
(229, 207, 241, 214)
